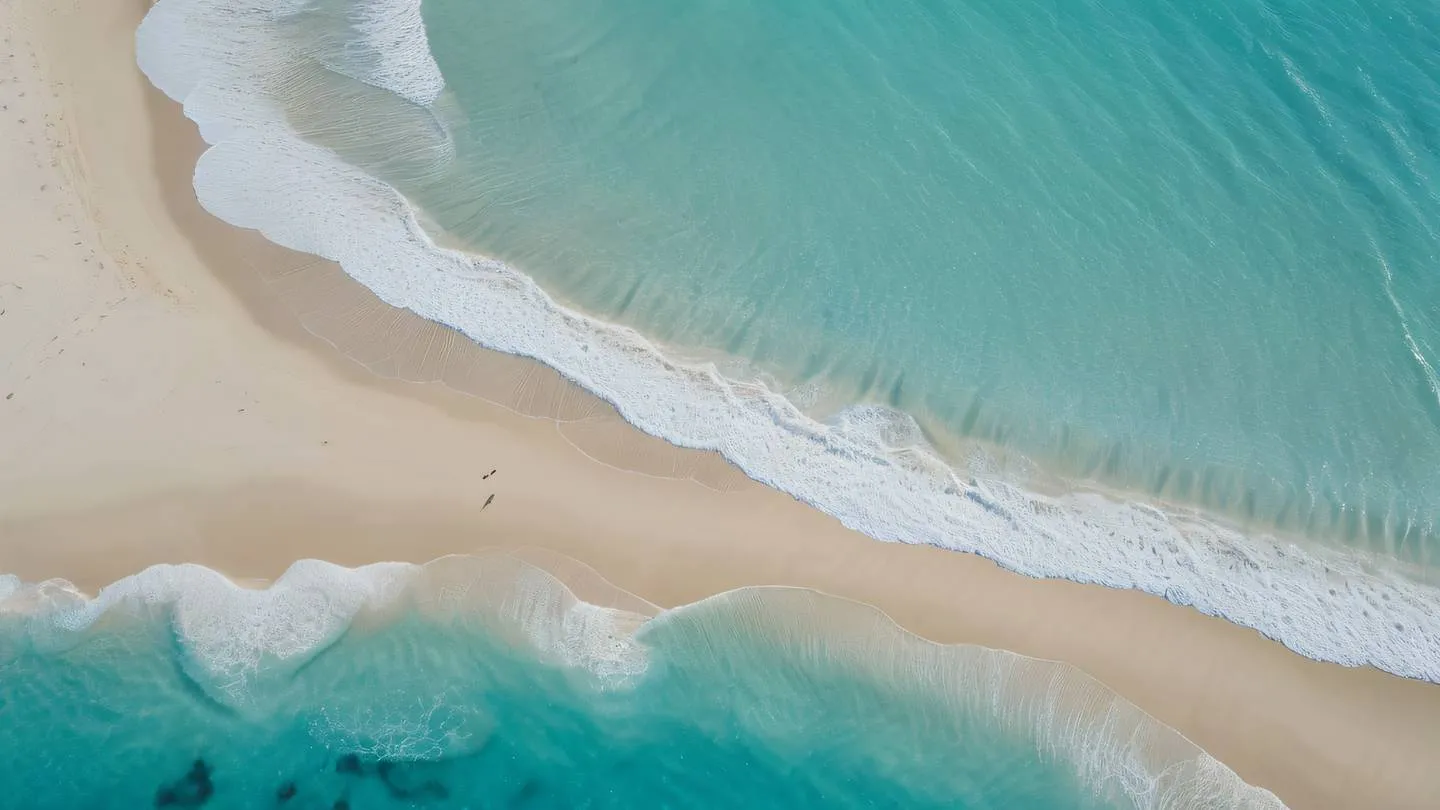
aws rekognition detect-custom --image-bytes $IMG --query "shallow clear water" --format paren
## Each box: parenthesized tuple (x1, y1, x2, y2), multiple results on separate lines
(0, 559, 1279, 809)
(394, 0, 1440, 556)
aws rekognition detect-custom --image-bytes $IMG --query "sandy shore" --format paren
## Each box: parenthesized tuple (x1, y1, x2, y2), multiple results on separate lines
(2, 1, 1438, 807)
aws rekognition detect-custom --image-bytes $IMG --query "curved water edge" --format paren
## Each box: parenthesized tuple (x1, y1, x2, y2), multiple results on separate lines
(133, 0, 1440, 681)
(0, 551, 1284, 808)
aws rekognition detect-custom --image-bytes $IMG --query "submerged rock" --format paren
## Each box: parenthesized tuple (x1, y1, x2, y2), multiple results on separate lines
(331, 753, 449, 802)
(154, 759, 214, 808)
(335, 754, 364, 776)
(377, 760, 449, 802)
(510, 778, 544, 808)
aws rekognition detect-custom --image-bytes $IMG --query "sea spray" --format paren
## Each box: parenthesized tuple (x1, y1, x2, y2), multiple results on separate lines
(135, 0, 1440, 681)
(0, 553, 1284, 808)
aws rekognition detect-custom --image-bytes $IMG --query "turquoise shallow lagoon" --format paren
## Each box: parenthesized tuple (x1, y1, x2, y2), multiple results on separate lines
(134, 0, 1440, 679)
(0, 556, 1280, 809)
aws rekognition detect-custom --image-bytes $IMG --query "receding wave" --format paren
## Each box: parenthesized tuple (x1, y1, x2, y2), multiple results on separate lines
(0, 552, 1284, 808)
(134, 0, 1440, 683)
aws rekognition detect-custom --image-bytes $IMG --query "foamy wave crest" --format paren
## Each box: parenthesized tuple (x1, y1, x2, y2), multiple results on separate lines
(135, 0, 1440, 681)
(0, 555, 1282, 807)
(0, 555, 646, 708)
(344, 0, 443, 106)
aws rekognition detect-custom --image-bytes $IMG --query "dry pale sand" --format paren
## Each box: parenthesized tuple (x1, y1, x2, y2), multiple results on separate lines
(1, 1, 1438, 808)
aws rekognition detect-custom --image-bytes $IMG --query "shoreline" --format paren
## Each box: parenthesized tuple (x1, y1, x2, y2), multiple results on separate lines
(0, 1, 1438, 809)
(133, 0, 1440, 683)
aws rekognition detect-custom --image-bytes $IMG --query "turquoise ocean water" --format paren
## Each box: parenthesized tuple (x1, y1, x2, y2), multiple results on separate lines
(0, 556, 1279, 809)
(135, 0, 1440, 679)
(408, 0, 1440, 557)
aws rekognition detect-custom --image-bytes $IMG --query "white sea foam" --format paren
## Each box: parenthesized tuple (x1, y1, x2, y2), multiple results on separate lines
(343, 0, 443, 106)
(0, 561, 404, 702)
(0, 557, 1284, 808)
(134, 0, 1440, 682)
(0, 555, 647, 703)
